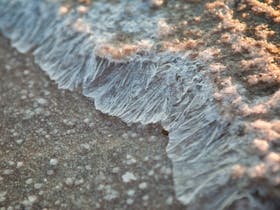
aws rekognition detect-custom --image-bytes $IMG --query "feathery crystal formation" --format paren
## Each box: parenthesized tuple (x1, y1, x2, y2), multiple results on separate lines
(1, 0, 280, 209)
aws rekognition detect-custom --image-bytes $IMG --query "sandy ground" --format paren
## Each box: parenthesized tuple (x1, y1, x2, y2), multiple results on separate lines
(1, 0, 280, 209)
(0, 36, 185, 210)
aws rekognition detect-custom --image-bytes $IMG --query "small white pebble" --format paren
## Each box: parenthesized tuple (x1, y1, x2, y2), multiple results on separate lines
(148, 0, 165, 8)
(5, 64, 11, 70)
(8, 161, 15, 166)
(63, 119, 75, 127)
(15, 139, 24, 145)
(103, 188, 119, 201)
(47, 170, 54, 176)
(21, 95, 27, 100)
(0, 191, 7, 202)
(122, 172, 137, 183)
(160, 166, 172, 175)
(34, 183, 43, 189)
(154, 163, 162, 169)
(23, 70, 29, 75)
(139, 182, 148, 190)
(17, 162, 24, 168)
(142, 195, 149, 201)
(28, 195, 37, 203)
(7, 206, 13, 210)
(148, 170, 154, 176)
(112, 167, 120, 173)
(50, 158, 58, 166)
(36, 98, 48, 106)
(80, 143, 90, 151)
(121, 133, 129, 139)
(95, 172, 106, 183)
(83, 118, 90, 124)
(166, 196, 173, 205)
(126, 198, 134, 205)
(65, 178, 74, 187)
(25, 178, 33, 185)
(154, 155, 161, 161)
(89, 123, 95, 128)
(54, 184, 62, 190)
(85, 165, 91, 170)
(127, 189, 135, 196)
(74, 178, 84, 186)
(95, 203, 101, 208)
(126, 155, 137, 165)
(97, 184, 104, 191)
(130, 132, 138, 138)
(3, 169, 13, 175)
(149, 136, 157, 142)
(54, 200, 60, 205)
(139, 137, 144, 142)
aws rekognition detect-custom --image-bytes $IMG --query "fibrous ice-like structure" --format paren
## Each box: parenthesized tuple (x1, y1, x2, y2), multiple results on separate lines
(1, 0, 280, 209)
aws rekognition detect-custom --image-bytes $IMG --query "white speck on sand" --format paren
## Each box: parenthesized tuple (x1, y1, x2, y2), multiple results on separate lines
(126, 198, 134, 205)
(122, 172, 137, 183)
(139, 182, 148, 190)
(127, 189, 135, 196)
(50, 158, 58, 166)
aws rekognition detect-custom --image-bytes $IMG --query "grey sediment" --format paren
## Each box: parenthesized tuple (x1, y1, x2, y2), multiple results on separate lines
(1, 0, 280, 209)
(0, 35, 186, 209)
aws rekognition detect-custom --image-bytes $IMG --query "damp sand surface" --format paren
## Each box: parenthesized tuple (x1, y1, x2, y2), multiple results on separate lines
(0, 36, 185, 210)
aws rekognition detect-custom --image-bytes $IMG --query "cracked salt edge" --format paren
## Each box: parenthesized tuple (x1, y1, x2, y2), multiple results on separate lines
(0, 0, 252, 209)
